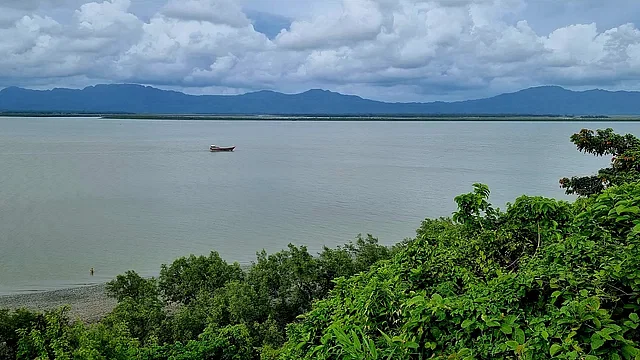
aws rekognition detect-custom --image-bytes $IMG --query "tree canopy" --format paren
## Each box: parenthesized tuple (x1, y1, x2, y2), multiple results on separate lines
(560, 128, 640, 196)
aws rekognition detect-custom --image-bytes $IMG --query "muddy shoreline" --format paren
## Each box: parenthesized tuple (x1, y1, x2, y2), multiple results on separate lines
(0, 284, 116, 323)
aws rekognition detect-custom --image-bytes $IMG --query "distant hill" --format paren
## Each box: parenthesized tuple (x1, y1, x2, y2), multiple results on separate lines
(1, 84, 639, 115)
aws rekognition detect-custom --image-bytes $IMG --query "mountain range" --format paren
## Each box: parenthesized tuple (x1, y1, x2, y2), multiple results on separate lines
(1, 84, 639, 115)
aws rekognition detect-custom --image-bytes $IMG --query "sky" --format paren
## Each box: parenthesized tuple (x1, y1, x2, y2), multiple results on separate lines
(1, 0, 639, 102)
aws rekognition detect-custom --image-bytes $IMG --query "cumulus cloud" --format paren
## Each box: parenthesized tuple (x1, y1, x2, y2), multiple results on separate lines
(161, 0, 250, 27)
(0, 0, 142, 82)
(114, 9, 270, 86)
(275, 0, 387, 50)
(1, 0, 640, 101)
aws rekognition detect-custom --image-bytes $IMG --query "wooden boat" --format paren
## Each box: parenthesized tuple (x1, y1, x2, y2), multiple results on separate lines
(210, 145, 235, 152)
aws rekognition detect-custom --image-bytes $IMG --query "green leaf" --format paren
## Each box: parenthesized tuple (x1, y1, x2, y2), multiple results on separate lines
(505, 341, 518, 350)
(425, 341, 437, 350)
(461, 319, 474, 329)
(622, 345, 638, 359)
(624, 321, 638, 329)
(366, 338, 378, 358)
(541, 330, 549, 340)
(515, 328, 525, 344)
(599, 327, 615, 340)
(633, 224, 640, 234)
(351, 331, 361, 351)
(584, 356, 598, 360)
(500, 324, 513, 335)
(405, 341, 419, 349)
(591, 333, 605, 350)
(549, 344, 562, 356)
(587, 296, 601, 310)
(379, 330, 391, 343)
(606, 324, 622, 332)
(593, 318, 602, 329)
(333, 327, 350, 345)
(406, 295, 425, 307)
(630, 313, 639, 322)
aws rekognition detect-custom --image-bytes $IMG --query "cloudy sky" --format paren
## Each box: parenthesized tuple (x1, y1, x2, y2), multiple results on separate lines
(1, 0, 639, 102)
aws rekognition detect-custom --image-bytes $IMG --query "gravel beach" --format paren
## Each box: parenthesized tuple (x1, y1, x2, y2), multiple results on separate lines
(0, 284, 116, 323)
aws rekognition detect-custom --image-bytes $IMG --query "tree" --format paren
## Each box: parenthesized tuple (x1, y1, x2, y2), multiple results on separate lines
(0, 309, 44, 359)
(247, 245, 320, 328)
(106, 270, 159, 303)
(158, 251, 243, 305)
(105, 270, 165, 345)
(560, 128, 640, 196)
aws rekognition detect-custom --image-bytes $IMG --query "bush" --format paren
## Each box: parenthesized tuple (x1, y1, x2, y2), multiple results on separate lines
(279, 180, 640, 359)
(0, 308, 44, 359)
(159, 251, 244, 305)
(106, 270, 159, 303)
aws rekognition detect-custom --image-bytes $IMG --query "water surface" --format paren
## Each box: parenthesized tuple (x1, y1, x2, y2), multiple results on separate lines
(0, 118, 637, 294)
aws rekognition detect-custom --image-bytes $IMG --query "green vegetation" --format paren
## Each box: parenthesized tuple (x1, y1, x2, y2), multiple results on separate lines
(0, 236, 393, 359)
(560, 128, 640, 196)
(2, 127, 640, 359)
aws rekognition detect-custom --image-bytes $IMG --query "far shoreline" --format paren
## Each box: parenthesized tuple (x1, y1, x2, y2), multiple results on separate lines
(2, 113, 640, 121)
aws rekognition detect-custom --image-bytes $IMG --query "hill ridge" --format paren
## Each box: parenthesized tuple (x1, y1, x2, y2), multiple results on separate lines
(1, 84, 639, 115)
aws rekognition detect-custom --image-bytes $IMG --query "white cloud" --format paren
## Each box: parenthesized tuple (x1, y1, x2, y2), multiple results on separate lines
(0, 0, 142, 81)
(114, 13, 270, 85)
(275, 0, 386, 50)
(162, 0, 250, 27)
(1, 0, 640, 101)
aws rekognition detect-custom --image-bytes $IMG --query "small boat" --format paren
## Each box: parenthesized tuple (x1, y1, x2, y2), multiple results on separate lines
(210, 144, 235, 152)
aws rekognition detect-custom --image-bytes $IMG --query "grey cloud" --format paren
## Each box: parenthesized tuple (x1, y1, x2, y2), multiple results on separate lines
(1, 0, 640, 102)
(161, 0, 250, 27)
(0, 0, 141, 81)
(275, 0, 387, 50)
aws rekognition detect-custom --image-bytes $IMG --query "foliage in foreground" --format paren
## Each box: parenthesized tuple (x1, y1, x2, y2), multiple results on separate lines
(560, 128, 640, 196)
(281, 181, 640, 359)
(0, 235, 392, 359)
(1, 127, 639, 360)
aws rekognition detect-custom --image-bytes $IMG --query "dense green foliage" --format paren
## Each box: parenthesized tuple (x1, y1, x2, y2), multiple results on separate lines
(560, 128, 640, 196)
(1, 127, 639, 359)
(281, 183, 640, 359)
(0, 236, 391, 359)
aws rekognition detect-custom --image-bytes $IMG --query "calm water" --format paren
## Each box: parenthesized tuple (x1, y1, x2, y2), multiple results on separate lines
(0, 117, 637, 295)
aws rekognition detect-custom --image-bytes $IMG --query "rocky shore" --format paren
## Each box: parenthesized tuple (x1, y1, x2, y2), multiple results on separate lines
(0, 284, 116, 323)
